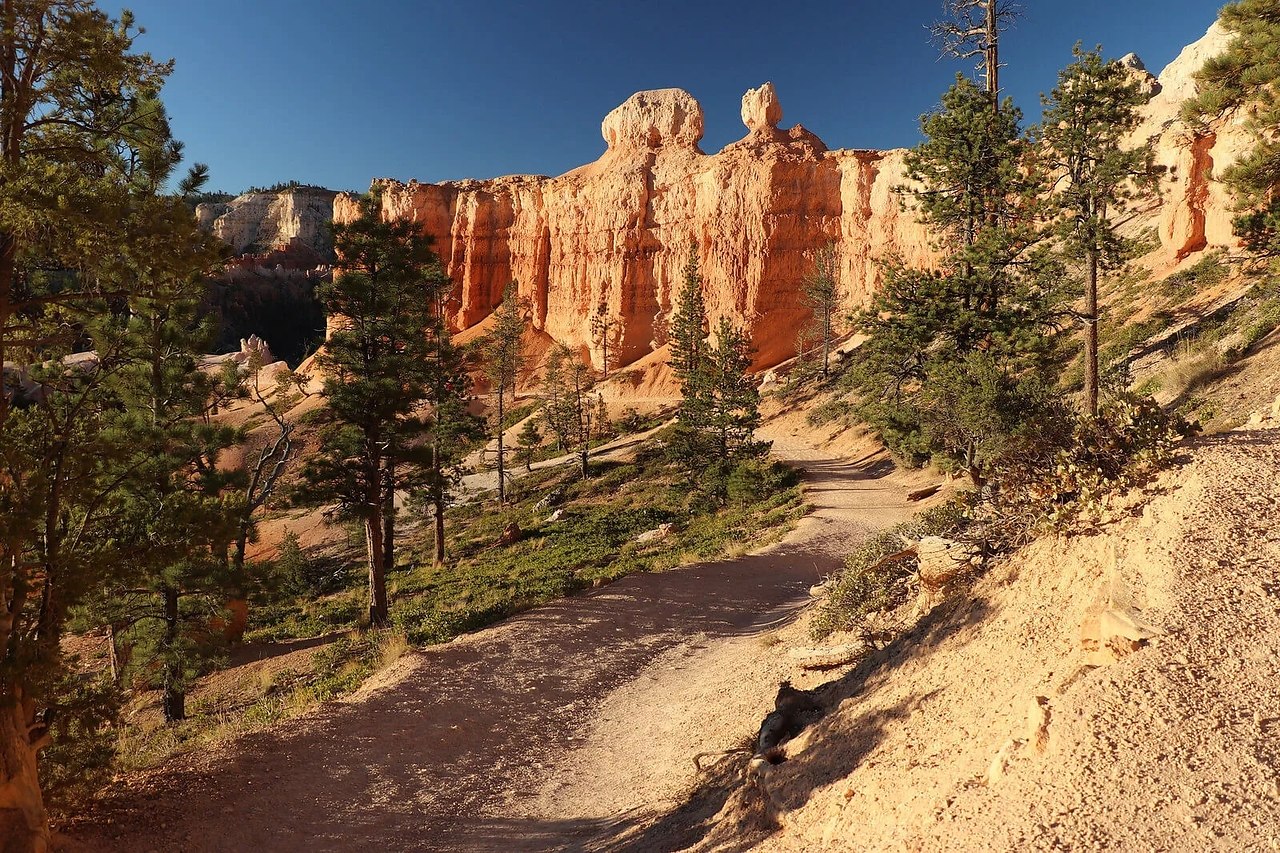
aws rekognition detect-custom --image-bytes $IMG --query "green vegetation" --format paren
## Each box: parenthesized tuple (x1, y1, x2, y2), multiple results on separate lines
(300, 195, 471, 625)
(1038, 44, 1158, 415)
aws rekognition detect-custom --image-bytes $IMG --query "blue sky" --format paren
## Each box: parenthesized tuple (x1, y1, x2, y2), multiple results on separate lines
(108, 1, 1225, 194)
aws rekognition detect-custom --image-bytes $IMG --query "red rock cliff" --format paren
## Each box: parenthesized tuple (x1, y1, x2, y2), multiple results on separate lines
(334, 83, 934, 370)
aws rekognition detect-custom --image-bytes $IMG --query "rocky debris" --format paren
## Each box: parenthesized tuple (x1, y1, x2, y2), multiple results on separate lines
(545, 509, 565, 523)
(907, 484, 943, 502)
(1241, 393, 1280, 430)
(635, 523, 675, 545)
(197, 187, 337, 258)
(1080, 606, 1161, 664)
(535, 487, 565, 511)
(755, 681, 821, 760)
(496, 522, 522, 547)
(1026, 696, 1052, 755)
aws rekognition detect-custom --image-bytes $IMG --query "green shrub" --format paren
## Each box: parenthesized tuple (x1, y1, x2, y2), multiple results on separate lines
(976, 394, 1189, 550)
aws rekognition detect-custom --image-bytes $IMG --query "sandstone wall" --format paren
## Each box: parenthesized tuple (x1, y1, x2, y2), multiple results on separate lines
(198, 187, 338, 258)
(336, 84, 935, 370)
(337, 21, 1242, 372)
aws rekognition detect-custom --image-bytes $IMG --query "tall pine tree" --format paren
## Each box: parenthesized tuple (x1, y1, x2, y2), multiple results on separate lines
(303, 195, 448, 627)
(1037, 45, 1157, 415)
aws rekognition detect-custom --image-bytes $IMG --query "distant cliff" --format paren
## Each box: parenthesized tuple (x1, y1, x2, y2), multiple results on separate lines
(197, 187, 338, 259)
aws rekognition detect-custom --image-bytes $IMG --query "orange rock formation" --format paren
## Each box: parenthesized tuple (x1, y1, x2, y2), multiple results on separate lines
(335, 83, 934, 370)
(336, 22, 1245, 371)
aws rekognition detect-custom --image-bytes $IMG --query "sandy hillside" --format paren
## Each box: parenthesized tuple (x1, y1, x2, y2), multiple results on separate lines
(610, 423, 1280, 852)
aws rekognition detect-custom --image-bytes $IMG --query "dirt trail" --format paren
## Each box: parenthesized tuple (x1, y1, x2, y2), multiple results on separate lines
(67, 429, 919, 853)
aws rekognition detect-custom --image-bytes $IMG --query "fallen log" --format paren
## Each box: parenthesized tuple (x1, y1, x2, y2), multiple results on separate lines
(787, 642, 866, 669)
(907, 484, 943, 502)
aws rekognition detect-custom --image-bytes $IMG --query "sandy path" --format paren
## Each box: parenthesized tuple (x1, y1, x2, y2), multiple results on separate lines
(67, 432, 918, 853)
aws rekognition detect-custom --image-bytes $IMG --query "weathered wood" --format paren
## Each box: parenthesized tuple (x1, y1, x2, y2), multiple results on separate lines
(787, 642, 867, 669)
(907, 484, 943, 502)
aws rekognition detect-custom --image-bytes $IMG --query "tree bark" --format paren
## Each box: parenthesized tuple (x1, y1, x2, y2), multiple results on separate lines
(161, 585, 184, 722)
(0, 684, 50, 853)
(433, 496, 446, 568)
(1084, 247, 1100, 418)
(364, 512, 389, 628)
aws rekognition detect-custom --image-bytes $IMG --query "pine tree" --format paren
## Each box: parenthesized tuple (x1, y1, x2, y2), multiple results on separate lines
(540, 345, 594, 478)
(802, 242, 841, 378)
(414, 285, 476, 568)
(1038, 45, 1157, 415)
(853, 26, 1066, 484)
(669, 243, 713, 464)
(481, 281, 527, 504)
(0, 5, 216, 843)
(515, 417, 542, 471)
(705, 318, 764, 461)
(590, 298, 623, 377)
(1183, 0, 1280, 258)
(302, 194, 447, 627)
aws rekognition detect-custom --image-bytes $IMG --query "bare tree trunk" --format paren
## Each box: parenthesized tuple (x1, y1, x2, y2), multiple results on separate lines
(433, 496, 446, 568)
(161, 585, 184, 722)
(495, 388, 506, 504)
(821, 305, 832, 379)
(365, 511, 389, 628)
(0, 683, 50, 853)
(1084, 247, 1100, 418)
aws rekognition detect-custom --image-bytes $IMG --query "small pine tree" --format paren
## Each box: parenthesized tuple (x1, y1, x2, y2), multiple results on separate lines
(589, 298, 623, 377)
(669, 243, 714, 464)
(482, 281, 528, 504)
(705, 317, 765, 461)
(515, 416, 543, 471)
(803, 242, 841, 378)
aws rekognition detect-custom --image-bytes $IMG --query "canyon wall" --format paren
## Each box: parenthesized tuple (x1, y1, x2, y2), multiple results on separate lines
(336, 84, 934, 369)
(337, 22, 1242, 372)
(198, 187, 338, 258)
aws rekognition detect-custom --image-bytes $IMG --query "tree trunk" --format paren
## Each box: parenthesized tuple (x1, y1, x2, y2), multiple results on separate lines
(0, 685, 50, 853)
(579, 446, 589, 480)
(382, 459, 396, 579)
(495, 389, 506, 504)
(364, 513, 389, 628)
(1084, 248, 1100, 418)
(161, 585, 184, 722)
(433, 496, 446, 568)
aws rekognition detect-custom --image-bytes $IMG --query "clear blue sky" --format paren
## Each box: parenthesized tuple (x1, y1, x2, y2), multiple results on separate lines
(108, 1, 1225, 194)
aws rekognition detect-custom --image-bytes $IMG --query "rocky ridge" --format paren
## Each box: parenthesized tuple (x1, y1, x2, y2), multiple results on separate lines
(197, 187, 338, 259)
(338, 21, 1245, 372)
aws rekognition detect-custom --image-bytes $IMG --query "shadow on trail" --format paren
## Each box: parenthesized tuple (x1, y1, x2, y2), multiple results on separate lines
(562, 594, 997, 853)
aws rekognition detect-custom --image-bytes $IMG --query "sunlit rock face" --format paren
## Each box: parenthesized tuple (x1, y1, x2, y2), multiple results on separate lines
(337, 84, 932, 370)
(339, 22, 1243, 370)
(198, 187, 338, 258)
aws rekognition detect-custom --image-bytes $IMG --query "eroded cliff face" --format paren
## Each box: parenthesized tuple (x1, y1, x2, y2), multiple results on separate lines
(1129, 22, 1251, 263)
(339, 21, 1244, 371)
(336, 83, 934, 370)
(198, 187, 338, 258)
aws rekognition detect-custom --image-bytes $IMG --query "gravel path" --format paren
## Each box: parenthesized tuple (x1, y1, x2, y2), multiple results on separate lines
(66, 432, 916, 853)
